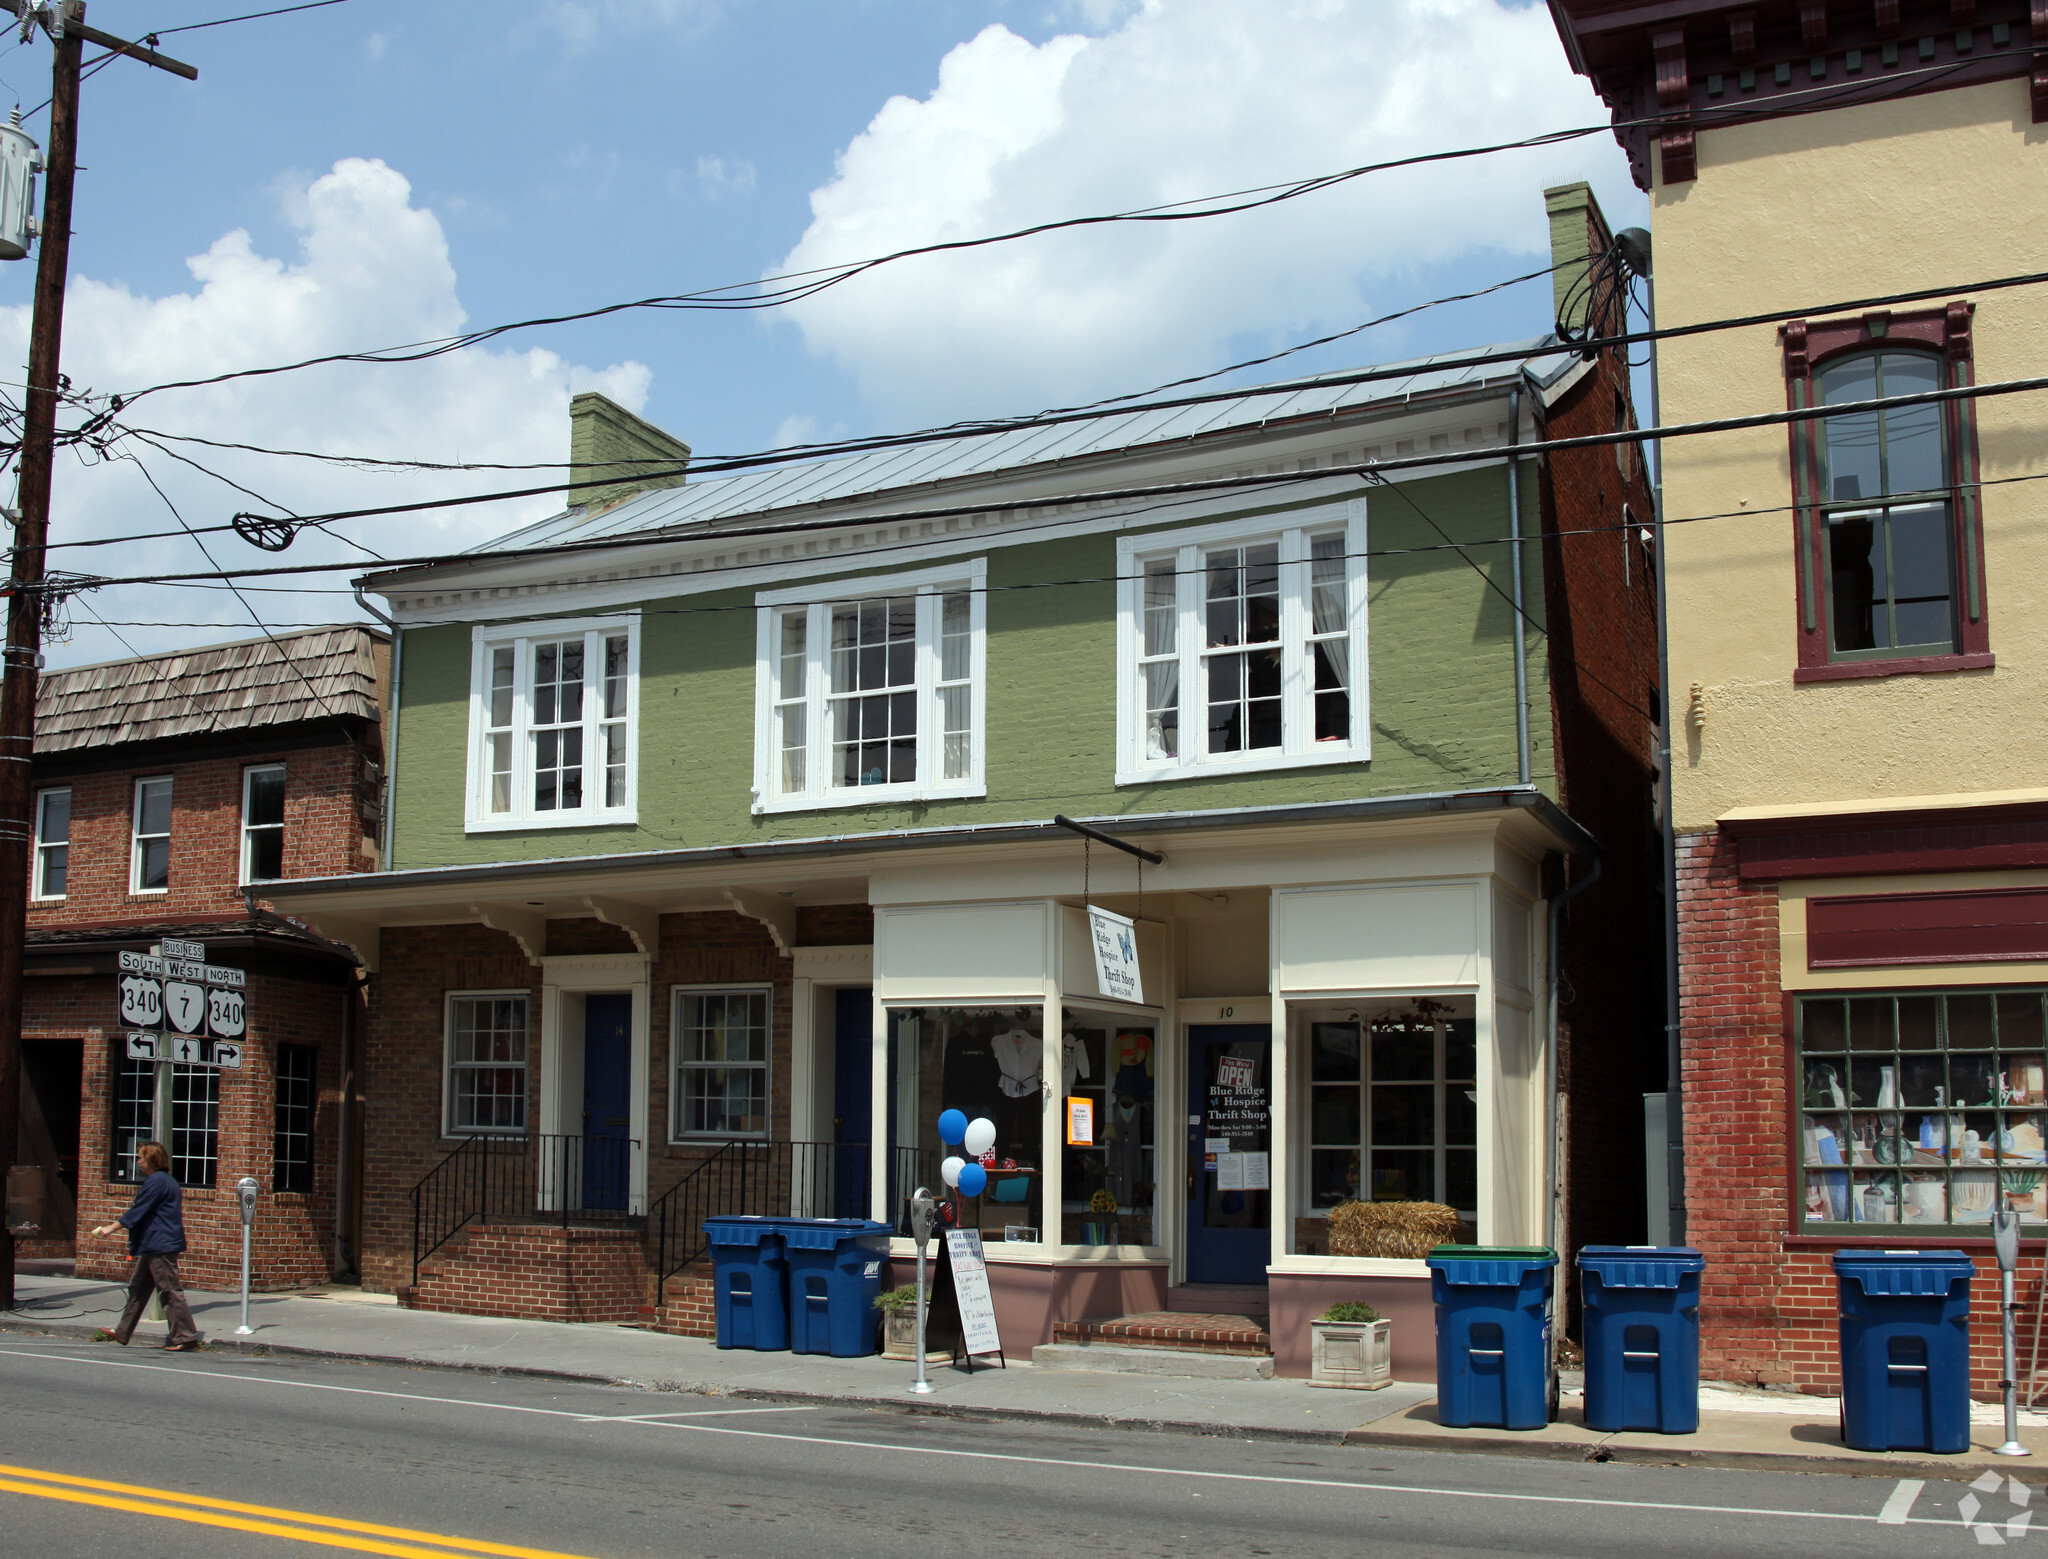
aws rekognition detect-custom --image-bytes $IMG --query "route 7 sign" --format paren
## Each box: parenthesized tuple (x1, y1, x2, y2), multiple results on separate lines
(163, 980, 205, 1036)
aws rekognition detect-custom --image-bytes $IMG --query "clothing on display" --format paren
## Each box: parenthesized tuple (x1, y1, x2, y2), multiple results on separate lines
(993, 1028, 1041, 1099)
(1062, 1032, 1092, 1092)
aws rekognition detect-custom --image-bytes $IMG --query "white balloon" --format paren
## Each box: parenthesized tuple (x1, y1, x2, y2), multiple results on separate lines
(963, 1118, 997, 1158)
(941, 1155, 965, 1188)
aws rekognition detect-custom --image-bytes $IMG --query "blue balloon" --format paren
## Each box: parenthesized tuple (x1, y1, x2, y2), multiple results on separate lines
(957, 1162, 988, 1198)
(937, 1109, 968, 1146)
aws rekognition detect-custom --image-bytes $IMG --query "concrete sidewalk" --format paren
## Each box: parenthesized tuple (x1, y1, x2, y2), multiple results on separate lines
(9, 1268, 2048, 1476)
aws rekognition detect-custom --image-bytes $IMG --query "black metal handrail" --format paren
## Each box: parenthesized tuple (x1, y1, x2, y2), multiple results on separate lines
(410, 1132, 640, 1285)
(650, 1141, 935, 1284)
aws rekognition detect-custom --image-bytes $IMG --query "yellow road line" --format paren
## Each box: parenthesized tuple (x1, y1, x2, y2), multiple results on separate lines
(0, 1464, 601, 1559)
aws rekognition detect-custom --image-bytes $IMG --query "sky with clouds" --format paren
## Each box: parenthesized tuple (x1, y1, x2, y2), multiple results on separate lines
(0, 0, 1642, 666)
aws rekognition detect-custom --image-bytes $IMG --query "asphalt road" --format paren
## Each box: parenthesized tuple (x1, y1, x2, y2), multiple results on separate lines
(0, 1335, 2019, 1557)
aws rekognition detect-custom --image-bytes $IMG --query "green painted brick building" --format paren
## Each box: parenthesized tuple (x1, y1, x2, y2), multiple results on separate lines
(272, 182, 1664, 1374)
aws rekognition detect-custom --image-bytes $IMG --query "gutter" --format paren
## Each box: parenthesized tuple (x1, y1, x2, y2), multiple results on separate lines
(1544, 842, 1604, 1388)
(261, 785, 1597, 904)
(1507, 386, 1531, 787)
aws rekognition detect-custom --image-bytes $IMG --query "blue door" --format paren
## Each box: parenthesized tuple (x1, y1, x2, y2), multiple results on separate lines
(833, 987, 873, 1218)
(1185, 1025, 1272, 1285)
(582, 994, 633, 1212)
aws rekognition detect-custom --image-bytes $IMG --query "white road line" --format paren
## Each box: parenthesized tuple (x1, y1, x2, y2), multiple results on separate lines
(577, 1407, 823, 1422)
(0, 1346, 1959, 1529)
(1877, 1480, 1924, 1525)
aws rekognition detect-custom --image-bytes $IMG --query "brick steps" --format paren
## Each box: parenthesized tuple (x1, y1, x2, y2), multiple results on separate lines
(397, 1223, 650, 1324)
(1051, 1310, 1272, 1357)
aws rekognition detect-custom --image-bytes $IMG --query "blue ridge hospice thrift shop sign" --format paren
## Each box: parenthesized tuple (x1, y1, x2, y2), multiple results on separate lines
(1088, 905, 1142, 1005)
(116, 937, 246, 1069)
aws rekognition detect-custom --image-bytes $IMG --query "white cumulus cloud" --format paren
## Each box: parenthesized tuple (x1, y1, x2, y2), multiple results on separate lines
(5, 158, 648, 666)
(773, 0, 1641, 422)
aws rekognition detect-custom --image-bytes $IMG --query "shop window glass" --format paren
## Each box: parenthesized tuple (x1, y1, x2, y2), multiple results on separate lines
(1306, 996, 1477, 1222)
(171, 1064, 219, 1189)
(110, 1045, 156, 1183)
(674, 988, 771, 1139)
(889, 1006, 1044, 1240)
(1799, 987, 2048, 1228)
(1060, 1010, 1157, 1248)
(274, 1043, 316, 1194)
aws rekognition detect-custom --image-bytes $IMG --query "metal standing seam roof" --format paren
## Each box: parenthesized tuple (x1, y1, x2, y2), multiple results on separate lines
(473, 337, 1577, 557)
(36, 624, 387, 754)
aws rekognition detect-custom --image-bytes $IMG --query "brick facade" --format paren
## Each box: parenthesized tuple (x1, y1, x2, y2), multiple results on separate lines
(17, 633, 384, 1289)
(359, 906, 872, 1297)
(400, 1223, 649, 1325)
(1676, 829, 2047, 1395)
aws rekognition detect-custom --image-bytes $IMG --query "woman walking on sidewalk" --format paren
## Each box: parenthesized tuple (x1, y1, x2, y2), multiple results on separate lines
(92, 1142, 201, 1351)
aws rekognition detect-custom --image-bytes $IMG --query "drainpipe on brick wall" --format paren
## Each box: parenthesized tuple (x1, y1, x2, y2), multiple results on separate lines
(1507, 387, 1530, 787)
(1546, 845, 1603, 1365)
(336, 969, 365, 1281)
(352, 583, 400, 871)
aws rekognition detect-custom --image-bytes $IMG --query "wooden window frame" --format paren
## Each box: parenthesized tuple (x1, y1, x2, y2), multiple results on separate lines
(1781, 303, 1991, 683)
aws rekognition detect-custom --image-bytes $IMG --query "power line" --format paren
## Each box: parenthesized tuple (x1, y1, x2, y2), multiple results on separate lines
(148, 0, 352, 37)
(38, 363, 2048, 586)
(54, 254, 2048, 557)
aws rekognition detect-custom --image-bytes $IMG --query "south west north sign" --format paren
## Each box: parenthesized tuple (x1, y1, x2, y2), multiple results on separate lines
(118, 942, 247, 1069)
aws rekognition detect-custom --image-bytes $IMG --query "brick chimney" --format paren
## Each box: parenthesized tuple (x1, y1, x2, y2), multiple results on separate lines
(568, 393, 692, 514)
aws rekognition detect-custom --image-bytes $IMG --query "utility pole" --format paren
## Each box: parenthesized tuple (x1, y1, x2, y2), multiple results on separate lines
(0, 0, 193, 1312)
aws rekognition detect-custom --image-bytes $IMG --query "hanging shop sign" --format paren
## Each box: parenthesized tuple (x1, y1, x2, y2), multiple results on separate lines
(118, 943, 247, 1068)
(1088, 905, 1142, 1005)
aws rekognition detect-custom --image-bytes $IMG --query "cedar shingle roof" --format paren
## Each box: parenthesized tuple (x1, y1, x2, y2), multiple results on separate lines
(35, 625, 386, 754)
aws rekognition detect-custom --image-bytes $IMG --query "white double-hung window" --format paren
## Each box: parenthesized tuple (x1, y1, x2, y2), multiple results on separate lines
(752, 559, 986, 812)
(466, 614, 639, 830)
(1115, 503, 1368, 784)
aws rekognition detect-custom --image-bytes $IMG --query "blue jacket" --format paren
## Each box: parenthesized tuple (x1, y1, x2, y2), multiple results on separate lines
(120, 1170, 187, 1258)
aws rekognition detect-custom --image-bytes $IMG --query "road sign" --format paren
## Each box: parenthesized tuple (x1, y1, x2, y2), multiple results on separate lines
(118, 973, 163, 1029)
(160, 938, 204, 960)
(206, 986, 245, 1039)
(117, 949, 244, 988)
(163, 980, 205, 1035)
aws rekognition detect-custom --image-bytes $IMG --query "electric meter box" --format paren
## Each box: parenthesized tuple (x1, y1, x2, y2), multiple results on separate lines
(0, 113, 40, 262)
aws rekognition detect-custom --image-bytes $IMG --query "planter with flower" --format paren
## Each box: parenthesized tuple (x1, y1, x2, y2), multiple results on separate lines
(1308, 1300, 1392, 1390)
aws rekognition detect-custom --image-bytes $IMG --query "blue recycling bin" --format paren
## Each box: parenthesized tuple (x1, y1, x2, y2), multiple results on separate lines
(1578, 1246, 1705, 1434)
(1425, 1245, 1557, 1429)
(783, 1218, 893, 1357)
(1832, 1248, 1973, 1454)
(706, 1216, 790, 1351)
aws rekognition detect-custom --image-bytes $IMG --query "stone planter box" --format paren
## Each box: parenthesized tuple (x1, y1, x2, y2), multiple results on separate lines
(1307, 1317, 1392, 1389)
(881, 1309, 919, 1360)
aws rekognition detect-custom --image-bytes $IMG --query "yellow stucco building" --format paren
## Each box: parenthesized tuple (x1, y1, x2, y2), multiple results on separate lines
(1553, 0, 2048, 1392)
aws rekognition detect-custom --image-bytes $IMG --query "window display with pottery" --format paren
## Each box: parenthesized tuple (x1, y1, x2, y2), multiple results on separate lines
(1798, 989, 2048, 1228)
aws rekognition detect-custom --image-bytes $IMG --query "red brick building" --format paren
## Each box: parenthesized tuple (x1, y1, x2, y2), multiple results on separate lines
(16, 626, 387, 1291)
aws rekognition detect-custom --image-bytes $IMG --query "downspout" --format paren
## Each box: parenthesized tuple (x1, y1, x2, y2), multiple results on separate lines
(336, 969, 365, 1281)
(1507, 387, 1530, 786)
(352, 584, 401, 872)
(1545, 845, 1603, 1385)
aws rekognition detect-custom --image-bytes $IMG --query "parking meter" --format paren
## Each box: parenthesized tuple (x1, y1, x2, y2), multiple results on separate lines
(1994, 1206, 2029, 1457)
(908, 1188, 937, 1395)
(233, 1176, 259, 1336)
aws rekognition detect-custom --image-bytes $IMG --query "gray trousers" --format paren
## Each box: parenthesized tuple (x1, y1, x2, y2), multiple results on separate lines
(115, 1254, 200, 1346)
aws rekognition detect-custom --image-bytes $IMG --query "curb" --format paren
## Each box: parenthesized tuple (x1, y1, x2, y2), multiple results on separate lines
(0, 1315, 1355, 1445)
(1339, 1425, 2020, 1482)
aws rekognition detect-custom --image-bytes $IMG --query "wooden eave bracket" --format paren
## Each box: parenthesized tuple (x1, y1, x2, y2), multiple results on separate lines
(301, 913, 381, 974)
(1651, 27, 1697, 185)
(470, 902, 545, 964)
(581, 895, 659, 957)
(2032, 1, 2048, 123)
(724, 887, 794, 957)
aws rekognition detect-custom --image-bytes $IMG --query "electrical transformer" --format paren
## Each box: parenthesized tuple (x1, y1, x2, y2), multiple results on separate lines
(0, 110, 42, 261)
